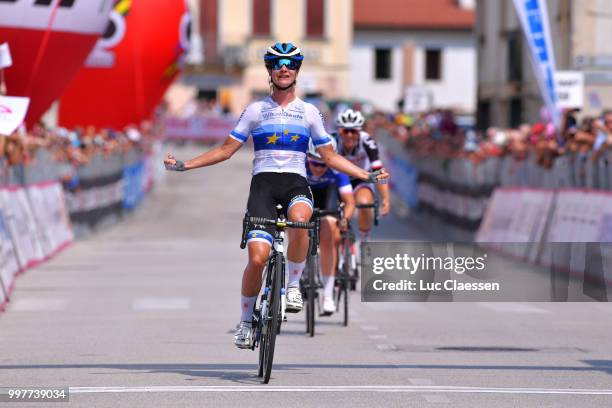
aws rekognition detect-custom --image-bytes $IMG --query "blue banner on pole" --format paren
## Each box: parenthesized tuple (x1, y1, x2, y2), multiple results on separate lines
(513, 0, 560, 126)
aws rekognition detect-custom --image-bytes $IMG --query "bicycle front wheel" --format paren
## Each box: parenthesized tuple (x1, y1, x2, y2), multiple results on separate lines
(261, 252, 283, 384)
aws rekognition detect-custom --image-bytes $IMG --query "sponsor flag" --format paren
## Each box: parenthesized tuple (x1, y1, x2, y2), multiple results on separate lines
(0, 43, 11, 68)
(0, 95, 29, 135)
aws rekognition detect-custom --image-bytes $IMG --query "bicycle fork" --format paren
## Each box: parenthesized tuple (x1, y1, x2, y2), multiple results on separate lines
(275, 231, 287, 323)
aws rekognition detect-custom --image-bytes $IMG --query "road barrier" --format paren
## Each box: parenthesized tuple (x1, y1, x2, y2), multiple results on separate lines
(0, 143, 164, 313)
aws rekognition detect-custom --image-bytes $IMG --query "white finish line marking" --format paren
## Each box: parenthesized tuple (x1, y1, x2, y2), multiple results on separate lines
(11, 298, 68, 311)
(68, 385, 612, 396)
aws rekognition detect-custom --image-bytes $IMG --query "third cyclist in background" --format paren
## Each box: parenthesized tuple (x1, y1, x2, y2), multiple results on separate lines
(334, 109, 390, 242)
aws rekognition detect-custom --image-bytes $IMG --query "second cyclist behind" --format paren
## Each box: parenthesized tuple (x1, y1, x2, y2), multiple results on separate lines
(334, 109, 391, 242)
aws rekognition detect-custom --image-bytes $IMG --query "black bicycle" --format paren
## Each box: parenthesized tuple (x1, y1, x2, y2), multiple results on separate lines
(240, 205, 317, 384)
(301, 207, 341, 337)
(336, 223, 353, 327)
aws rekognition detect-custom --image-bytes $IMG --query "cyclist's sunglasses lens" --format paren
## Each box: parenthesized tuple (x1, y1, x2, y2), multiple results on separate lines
(308, 160, 327, 168)
(272, 58, 299, 70)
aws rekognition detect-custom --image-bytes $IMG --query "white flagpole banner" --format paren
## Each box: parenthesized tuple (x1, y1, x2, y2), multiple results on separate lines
(512, 0, 560, 126)
(0, 95, 29, 135)
(0, 43, 11, 68)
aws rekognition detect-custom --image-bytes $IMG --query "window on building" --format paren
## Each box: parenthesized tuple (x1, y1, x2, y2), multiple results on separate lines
(509, 98, 523, 127)
(477, 100, 491, 131)
(201, 0, 218, 62)
(425, 49, 442, 81)
(507, 30, 522, 82)
(306, 0, 325, 38)
(374, 48, 392, 80)
(252, 0, 271, 36)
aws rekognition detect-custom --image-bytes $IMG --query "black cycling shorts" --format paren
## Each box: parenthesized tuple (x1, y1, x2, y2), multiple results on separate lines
(312, 186, 340, 214)
(245, 172, 313, 243)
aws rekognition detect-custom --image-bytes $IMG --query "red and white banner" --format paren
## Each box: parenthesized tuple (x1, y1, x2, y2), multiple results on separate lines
(477, 188, 554, 261)
(164, 116, 235, 142)
(64, 181, 123, 214)
(26, 181, 73, 258)
(0, 187, 44, 270)
(0, 204, 19, 310)
(545, 189, 612, 242)
(0, 95, 30, 135)
(0, 42, 12, 68)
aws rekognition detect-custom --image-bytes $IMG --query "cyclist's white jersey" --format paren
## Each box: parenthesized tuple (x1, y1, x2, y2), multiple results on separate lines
(333, 130, 383, 176)
(229, 96, 332, 178)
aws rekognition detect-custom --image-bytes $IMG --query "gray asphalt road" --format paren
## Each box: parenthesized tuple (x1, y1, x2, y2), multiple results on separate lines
(1, 145, 611, 407)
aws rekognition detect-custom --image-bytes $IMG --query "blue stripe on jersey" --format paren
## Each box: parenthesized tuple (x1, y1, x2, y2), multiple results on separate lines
(230, 130, 248, 142)
(247, 230, 273, 245)
(313, 135, 332, 147)
(252, 128, 310, 152)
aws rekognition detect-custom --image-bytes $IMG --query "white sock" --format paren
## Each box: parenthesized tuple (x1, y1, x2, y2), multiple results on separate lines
(359, 229, 370, 242)
(240, 295, 257, 322)
(286, 260, 305, 288)
(322, 275, 335, 299)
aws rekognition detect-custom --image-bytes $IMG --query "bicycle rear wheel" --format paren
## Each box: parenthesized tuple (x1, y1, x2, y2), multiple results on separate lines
(261, 252, 283, 384)
(342, 241, 351, 327)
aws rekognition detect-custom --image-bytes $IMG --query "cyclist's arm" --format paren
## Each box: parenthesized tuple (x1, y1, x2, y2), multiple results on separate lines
(362, 133, 383, 170)
(339, 191, 355, 220)
(334, 171, 355, 220)
(376, 180, 390, 215)
(182, 136, 243, 170)
(362, 133, 390, 213)
(184, 103, 259, 170)
(318, 144, 369, 180)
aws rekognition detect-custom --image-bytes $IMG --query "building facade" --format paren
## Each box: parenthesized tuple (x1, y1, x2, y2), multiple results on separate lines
(350, 0, 476, 114)
(172, 0, 352, 116)
(476, 0, 612, 129)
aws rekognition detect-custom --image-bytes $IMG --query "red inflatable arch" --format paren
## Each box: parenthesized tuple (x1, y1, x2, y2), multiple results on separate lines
(59, 0, 190, 130)
(0, 0, 112, 127)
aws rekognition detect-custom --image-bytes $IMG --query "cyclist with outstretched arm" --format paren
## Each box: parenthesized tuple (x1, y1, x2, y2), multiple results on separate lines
(333, 109, 391, 242)
(164, 43, 389, 349)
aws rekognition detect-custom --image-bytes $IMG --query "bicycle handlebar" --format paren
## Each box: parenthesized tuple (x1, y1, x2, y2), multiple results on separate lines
(246, 216, 315, 230)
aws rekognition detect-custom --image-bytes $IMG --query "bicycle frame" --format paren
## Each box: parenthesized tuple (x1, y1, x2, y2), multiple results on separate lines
(240, 206, 316, 383)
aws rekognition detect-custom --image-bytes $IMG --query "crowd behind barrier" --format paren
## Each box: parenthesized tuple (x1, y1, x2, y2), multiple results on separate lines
(0, 124, 164, 313)
(375, 108, 612, 286)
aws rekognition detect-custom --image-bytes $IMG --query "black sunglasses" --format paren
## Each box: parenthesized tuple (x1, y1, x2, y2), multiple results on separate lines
(308, 160, 327, 168)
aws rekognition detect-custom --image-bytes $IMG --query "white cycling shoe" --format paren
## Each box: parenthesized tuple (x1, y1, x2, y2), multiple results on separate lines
(285, 286, 303, 313)
(234, 321, 254, 349)
(322, 296, 335, 316)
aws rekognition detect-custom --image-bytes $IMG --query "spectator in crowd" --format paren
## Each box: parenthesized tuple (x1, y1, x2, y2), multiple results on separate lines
(380, 104, 612, 170)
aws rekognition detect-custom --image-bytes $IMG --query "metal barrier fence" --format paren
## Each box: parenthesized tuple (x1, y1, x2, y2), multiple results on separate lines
(0, 148, 146, 188)
(378, 130, 612, 238)
(406, 149, 612, 191)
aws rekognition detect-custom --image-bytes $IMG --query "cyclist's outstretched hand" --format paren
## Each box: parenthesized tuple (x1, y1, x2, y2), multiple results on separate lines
(164, 153, 186, 171)
(367, 168, 389, 184)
